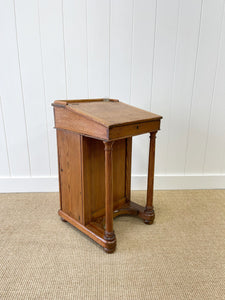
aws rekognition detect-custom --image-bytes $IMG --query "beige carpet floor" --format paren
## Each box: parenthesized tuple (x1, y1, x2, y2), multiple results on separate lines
(0, 190, 225, 300)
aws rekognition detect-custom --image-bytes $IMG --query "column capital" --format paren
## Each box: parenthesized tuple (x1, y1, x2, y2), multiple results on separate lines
(149, 131, 157, 139)
(103, 140, 114, 151)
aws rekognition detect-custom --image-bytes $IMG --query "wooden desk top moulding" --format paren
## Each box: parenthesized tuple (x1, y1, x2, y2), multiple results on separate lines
(52, 98, 162, 253)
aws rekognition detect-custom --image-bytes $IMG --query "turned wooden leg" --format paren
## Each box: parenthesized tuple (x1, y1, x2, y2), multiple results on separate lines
(103, 141, 116, 253)
(125, 137, 132, 202)
(144, 131, 157, 224)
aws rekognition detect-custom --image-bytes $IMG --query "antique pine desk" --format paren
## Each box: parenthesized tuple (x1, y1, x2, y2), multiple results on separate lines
(52, 99, 162, 253)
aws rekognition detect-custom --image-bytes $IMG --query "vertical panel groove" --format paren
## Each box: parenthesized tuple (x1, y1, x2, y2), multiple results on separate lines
(61, 0, 68, 99)
(85, 0, 89, 98)
(129, 0, 135, 105)
(0, 96, 11, 176)
(149, 0, 158, 111)
(12, 0, 31, 176)
(184, 0, 204, 174)
(37, 0, 51, 175)
(165, 0, 181, 174)
(1, 0, 225, 185)
(202, 0, 225, 173)
(86, 0, 110, 97)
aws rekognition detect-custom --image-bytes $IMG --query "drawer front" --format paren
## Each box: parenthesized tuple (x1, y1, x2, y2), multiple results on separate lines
(109, 120, 161, 140)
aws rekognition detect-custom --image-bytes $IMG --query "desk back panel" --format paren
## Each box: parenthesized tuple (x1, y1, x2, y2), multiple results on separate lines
(82, 137, 127, 224)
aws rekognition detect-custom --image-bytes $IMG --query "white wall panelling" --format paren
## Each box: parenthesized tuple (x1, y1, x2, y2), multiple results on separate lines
(63, 0, 88, 98)
(87, 0, 110, 98)
(14, 0, 50, 175)
(0, 0, 225, 192)
(110, 0, 134, 103)
(185, 0, 225, 174)
(0, 97, 10, 176)
(130, 0, 157, 176)
(150, 0, 181, 175)
(38, 0, 67, 176)
(166, 0, 203, 175)
(0, 0, 30, 176)
(204, 1, 225, 174)
(130, 0, 157, 111)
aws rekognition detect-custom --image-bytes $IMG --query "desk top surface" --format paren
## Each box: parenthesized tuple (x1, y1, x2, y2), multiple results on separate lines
(53, 99, 162, 128)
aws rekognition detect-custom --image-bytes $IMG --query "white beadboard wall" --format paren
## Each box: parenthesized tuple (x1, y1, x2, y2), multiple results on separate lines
(0, 0, 225, 192)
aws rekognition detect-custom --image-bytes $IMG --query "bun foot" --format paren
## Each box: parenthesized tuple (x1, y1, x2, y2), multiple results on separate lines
(104, 246, 116, 254)
(143, 207, 155, 225)
(144, 219, 153, 225)
(60, 217, 67, 222)
(103, 231, 116, 253)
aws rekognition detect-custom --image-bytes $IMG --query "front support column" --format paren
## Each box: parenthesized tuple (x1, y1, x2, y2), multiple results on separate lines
(103, 141, 116, 253)
(144, 131, 157, 224)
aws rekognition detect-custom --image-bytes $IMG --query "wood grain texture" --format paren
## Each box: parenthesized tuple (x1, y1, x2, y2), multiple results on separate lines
(56, 128, 62, 211)
(82, 137, 105, 224)
(57, 130, 83, 223)
(109, 120, 160, 140)
(54, 99, 160, 252)
(54, 106, 108, 140)
(146, 132, 156, 208)
(113, 201, 155, 224)
(82, 137, 126, 223)
(125, 137, 132, 202)
(53, 100, 162, 141)
(58, 209, 106, 247)
(113, 139, 126, 204)
(55, 98, 119, 104)
(103, 141, 116, 249)
(68, 100, 162, 127)
(144, 132, 156, 224)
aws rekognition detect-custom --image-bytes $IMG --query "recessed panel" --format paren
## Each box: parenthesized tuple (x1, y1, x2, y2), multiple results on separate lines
(57, 129, 83, 223)
(82, 137, 126, 223)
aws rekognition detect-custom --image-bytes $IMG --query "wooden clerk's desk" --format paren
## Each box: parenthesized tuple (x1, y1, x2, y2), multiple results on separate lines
(52, 99, 162, 253)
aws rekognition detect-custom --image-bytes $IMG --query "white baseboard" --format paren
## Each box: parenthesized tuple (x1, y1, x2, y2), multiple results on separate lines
(0, 174, 225, 193)
(0, 176, 59, 193)
(132, 175, 225, 190)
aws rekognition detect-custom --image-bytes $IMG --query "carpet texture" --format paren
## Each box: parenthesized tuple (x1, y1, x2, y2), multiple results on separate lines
(0, 190, 225, 300)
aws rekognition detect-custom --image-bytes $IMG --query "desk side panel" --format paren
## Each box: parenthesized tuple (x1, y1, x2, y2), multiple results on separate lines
(56, 129, 83, 223)
(54, 106, 108, 140)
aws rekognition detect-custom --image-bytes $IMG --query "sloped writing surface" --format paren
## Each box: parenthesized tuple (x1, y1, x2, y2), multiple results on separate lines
(53, 99, 162, 140)
(68, 100, 162, 127)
